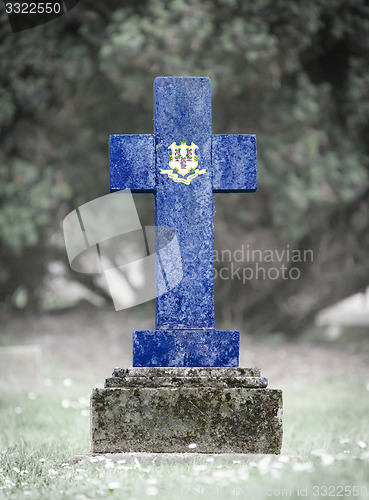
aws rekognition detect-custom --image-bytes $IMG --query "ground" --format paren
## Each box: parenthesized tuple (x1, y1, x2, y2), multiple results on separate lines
(0, 304, 369, 499)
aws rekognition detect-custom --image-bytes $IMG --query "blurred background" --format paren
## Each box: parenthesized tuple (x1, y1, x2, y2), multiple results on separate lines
(1, 0, 369, 380)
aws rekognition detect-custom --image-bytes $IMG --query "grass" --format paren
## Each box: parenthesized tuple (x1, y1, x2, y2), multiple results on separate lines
(0, 377, 369, 499)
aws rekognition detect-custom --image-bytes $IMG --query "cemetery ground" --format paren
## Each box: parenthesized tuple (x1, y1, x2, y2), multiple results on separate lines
(1, 305, 369, 499)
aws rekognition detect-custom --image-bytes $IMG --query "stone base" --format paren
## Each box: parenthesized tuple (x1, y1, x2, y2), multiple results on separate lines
(91, 368, 283, 454)
(133, 330, 240, 366)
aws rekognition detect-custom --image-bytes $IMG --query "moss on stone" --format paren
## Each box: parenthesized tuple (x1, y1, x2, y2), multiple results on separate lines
(91, 385, 283, 454)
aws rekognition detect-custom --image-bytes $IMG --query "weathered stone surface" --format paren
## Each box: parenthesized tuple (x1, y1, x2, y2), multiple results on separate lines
(133, 329, 239, 367)
(113, 367, 261, 377)
(154, 77, 215, 331)
(109, 134, 155, 192)
(91, 384, 283, 454)
(212, 134, 257, 192)
(105, 376, 268, 388)
(106, 366, 266, 388)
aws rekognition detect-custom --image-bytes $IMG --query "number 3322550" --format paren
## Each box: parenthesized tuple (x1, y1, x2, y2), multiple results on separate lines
(5, 3, 62, 14)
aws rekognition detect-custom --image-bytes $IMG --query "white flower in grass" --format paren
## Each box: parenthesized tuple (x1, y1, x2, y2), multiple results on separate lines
(188, 443, 197, 449)
(272, 461, 283, 470)
(256, 455, 272, 473)
(104, 462, 114, 469)
(292, 462, 314, 472)
(63, 378, 73, 387)
(146, 486, 159, 496)
(321, 454, 335, 466)
(78, 397, 90, 409)
(61, 400, 70, 409)
(108, 482, 121, 491)
(238, 467, 249, 481)
(336, 453, 349, 460)
(212, 469, 227, 479)
(4, 477, 14, 487)
(117, 465, 130, 470)
(15, 407, 22, 414)
(311, 449, 325, 457)
(193, 464, 207, 472)
(358, 440, 367, 449)
(212, 468, 238, 481)
(48, 469, 58, 477)
(13, 467, 20, 474)
(271, 468, 281, 479)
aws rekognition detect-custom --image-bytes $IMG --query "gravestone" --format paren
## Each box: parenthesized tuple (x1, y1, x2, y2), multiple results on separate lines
(91, 77, 283, 453)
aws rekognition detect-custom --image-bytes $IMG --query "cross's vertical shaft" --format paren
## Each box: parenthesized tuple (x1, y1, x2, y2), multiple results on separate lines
(154, 77, 214, 330)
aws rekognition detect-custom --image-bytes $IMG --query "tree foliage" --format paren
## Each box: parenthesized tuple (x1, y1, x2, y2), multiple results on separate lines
(0, 0, 369, 333)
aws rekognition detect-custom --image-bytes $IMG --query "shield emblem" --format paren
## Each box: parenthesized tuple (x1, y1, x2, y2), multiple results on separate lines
(159, 141, 207, 185)
(169, 141, 198, 176)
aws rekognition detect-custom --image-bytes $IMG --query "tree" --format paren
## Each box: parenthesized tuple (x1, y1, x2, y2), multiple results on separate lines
(0, 0, 368, 334)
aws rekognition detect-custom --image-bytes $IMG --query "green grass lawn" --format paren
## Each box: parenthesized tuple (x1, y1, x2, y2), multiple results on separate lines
(1, 377, 369, 499)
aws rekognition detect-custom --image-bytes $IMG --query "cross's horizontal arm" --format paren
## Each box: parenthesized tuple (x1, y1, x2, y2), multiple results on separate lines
(110, 134, 156, 193)
(212, 134, 257, 192)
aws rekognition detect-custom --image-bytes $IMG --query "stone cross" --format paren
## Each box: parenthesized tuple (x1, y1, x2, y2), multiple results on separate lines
(109, 77, 256, 367)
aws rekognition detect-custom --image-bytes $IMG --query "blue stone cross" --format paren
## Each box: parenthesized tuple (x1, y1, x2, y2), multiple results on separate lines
(110, 77, 256, 367)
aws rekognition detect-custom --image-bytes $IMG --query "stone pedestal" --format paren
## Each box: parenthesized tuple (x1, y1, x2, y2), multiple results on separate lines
(91, 368, 283, 454)
(133, 330, 240, 366)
